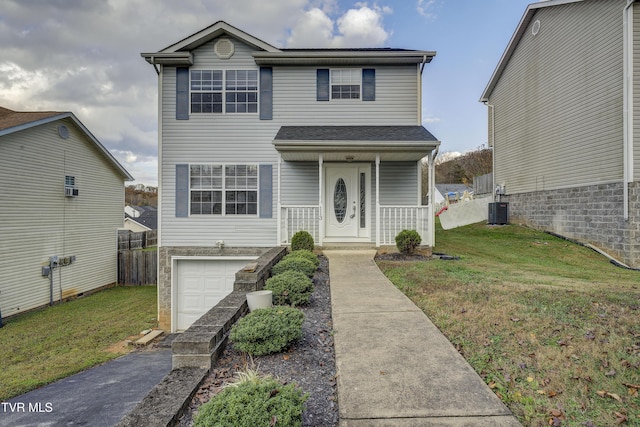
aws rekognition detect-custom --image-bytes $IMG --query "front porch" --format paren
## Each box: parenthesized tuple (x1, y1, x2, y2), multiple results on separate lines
(273, 126, 440, 248)
(279, 204, 431, 247)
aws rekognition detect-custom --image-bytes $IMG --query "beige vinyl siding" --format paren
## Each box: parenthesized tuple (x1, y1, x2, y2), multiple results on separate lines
(490, 0, 623, 195)
(0, 119, 125, 317)
(633, 4, 640, 181)
(160, 36, 422, 247)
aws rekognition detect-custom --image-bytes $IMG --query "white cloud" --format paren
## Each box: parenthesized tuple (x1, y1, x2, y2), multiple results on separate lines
(423, 115, 441, 124)
(416, 0, 436, 19)
(286, 2, 391, 48)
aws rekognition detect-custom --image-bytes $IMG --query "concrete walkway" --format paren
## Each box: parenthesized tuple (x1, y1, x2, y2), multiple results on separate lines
(324, 250, 521, 427)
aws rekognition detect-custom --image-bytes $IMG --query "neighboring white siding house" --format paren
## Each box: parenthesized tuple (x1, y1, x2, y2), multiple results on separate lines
(142, 21, 440, 331)
(0, 107, 133, 319)
(481, 0, 640, 268)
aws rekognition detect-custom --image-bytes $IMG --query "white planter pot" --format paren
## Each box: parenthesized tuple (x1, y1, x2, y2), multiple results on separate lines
(246, 290, 273, 312)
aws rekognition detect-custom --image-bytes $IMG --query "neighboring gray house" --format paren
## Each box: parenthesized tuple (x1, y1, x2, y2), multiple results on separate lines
(142, 21, 440, 331)
(480, 0, 640, 268)
(0, 107, 133, 318)
(124, 206, 158, 231)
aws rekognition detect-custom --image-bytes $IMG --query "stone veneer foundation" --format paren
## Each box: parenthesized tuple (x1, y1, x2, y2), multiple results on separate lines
(502, 182, 640, 268)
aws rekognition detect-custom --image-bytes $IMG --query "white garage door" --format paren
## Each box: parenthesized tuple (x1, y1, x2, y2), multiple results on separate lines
(176, 259, 253, 331)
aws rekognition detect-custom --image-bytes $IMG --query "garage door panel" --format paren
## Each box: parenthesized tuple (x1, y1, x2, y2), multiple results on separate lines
(176, 259, 253, 331)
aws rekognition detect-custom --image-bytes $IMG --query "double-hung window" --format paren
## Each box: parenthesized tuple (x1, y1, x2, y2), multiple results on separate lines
(331, 69, 361, 99)
(190, 70, 257, 114)
(190, 164, 258, 215)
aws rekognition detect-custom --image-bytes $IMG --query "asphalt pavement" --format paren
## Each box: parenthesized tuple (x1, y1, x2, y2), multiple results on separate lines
(1, 347, 171, 427)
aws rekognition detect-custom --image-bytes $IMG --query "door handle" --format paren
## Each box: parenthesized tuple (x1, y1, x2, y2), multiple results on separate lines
(350, 201, 356, 219)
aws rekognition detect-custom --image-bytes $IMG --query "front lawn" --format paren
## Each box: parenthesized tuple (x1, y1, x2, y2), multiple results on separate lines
(378, 222, 640, 426)
(0, 285, 157, 401)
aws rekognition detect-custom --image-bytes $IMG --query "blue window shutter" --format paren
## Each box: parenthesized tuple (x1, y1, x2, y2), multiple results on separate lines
(176, 67, 189, 120)
(175, 164, 189, 217)
(362, 68, 375, 101)
(317, 69, 329, 101)
(260, 67, 273, 120)
(259, 164, 273, 218)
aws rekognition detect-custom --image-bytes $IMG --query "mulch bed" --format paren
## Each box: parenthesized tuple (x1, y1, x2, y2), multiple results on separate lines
(176, 255, 338, 427)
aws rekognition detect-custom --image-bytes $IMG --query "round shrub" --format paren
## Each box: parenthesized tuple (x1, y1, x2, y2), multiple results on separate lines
(395, 229, 422, 255)
(291, 230, 314, 252)
(266, 270, 314, 306)
(230, 306, 304, 356)
(193, 372, 308, 427)
(286, 249, 320, 268)
(272, 256, 316, 278)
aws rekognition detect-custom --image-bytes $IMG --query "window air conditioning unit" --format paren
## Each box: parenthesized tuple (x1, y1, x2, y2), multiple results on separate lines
(65, 187, 79, 197)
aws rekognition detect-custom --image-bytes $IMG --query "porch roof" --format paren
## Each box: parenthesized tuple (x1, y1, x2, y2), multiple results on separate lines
(273, 125, 440, 161)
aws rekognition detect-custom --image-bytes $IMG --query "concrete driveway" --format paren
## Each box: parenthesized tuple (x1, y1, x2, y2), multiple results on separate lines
(1, 347, 171, 427)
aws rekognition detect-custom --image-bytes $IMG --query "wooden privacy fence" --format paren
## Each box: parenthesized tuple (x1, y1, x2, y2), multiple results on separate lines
(474, 173, 493, 196)
(118, 230, 157, 285)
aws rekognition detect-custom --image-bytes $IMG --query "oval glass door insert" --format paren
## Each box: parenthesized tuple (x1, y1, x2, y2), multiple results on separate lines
(334, 178, 347, 223)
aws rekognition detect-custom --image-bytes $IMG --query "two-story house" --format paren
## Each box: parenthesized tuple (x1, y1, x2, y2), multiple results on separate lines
(481, 0, 640, 268)
(0, 107, 133, 319)
(142, 21, 440, 331)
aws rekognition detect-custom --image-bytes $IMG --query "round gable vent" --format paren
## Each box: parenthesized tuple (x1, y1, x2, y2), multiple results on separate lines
(214, 38, 235, 59)
(532, 19, 541, 36)
(58, 125, 69, 139)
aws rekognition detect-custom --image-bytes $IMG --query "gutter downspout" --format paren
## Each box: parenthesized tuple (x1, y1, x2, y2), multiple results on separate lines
(624, 0, 635, 221)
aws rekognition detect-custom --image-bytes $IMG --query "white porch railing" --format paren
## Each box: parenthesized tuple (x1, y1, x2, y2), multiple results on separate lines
(280, 205, 321, 244)
(379, 205, 431, 247)
(280, 204, 432, 247)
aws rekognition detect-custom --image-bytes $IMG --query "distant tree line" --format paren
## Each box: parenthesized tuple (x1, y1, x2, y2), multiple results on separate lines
(435, 145, 492, 184)
(421, 145, 493, 203)
(125, 185, 157, 207)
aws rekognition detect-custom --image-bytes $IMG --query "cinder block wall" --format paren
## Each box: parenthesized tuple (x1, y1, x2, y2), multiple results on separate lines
(503, 182, 640, 268)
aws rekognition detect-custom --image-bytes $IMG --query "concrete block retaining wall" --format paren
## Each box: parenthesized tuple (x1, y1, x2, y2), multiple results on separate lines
(503, 182, 640, 268)
(119, 246, 287, 427)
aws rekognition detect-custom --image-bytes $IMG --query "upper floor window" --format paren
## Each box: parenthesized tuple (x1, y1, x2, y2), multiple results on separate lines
(317, 68, 375, 102)
(331, 69, 361, 99)
(190, 70, 258, 114)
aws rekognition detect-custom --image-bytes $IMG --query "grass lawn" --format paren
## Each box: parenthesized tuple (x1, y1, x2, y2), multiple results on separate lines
(378, 222, 640, 427)
(0, 285, 157, 401)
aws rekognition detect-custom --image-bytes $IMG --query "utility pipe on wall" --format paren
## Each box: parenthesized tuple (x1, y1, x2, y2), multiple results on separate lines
(623, 0, 636, 221)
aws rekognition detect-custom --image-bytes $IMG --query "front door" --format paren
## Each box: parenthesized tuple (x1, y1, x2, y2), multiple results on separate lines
(325, 164, 370, 240)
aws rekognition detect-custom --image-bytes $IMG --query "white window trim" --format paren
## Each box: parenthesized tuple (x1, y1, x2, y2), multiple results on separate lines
(189, 163, 259, 216)
(330, 68, 362, 101)
(189, 68, 259, 115)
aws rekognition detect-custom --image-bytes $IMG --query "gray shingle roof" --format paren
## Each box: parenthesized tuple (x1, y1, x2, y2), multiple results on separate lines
(274, 126, 438, 142)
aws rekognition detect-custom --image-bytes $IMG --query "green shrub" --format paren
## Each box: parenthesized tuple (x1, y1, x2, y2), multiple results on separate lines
(230, 306, 304, 356)
(395, 229, 422, 255)
(286, 249, 320, 267)
(193, 370, 308, 427)
(266, 270, 314, 306)
(272, 256, 316, 278)
(291, 230, 314, 251)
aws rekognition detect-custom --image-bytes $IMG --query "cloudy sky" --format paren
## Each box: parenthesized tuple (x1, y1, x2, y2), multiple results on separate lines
(0, 0, 537, 186)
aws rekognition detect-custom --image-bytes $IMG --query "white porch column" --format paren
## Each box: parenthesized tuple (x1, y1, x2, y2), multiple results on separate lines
(375, 154, 381, 247)
(276, 153, 282, 245)
(318, 155, 324, 246)
(428, 152, 436, 247)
